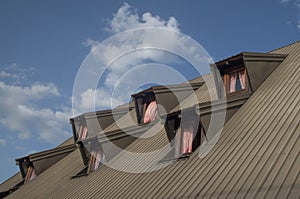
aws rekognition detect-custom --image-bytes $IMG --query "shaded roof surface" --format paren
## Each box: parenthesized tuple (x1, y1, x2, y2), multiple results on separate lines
(170, 73, 217, 113)
(102, 108, 138, 133)
(0, 172, 22, 193)
(6, 41, 300, 198)
(0, 136, 75, 195)
(7, 149, 84, 198)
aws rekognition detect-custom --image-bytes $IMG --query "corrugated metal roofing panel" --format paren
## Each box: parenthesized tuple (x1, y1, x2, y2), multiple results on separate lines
(7, 149, 84, 199)
(170, 73, 216, 114)
(6, 41, 300, 199)
(0, 172, 22, 193)
(56, 41, 299, 198)
(102, 109, 137, 133)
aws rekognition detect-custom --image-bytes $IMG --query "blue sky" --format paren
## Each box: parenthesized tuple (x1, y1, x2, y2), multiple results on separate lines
(0, 0, 299, 183)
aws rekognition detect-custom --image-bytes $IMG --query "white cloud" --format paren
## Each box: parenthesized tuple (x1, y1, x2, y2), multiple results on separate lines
(106, 3, 179, 33)
(0, 81, 71, 144)
(280, 0, 292, 4)
(0, 63, 35, 85)
(0, 82, 60, 109)
(82, 38, 100, 50)
(0, 139, 6, 146)
(0, 71, 19, 79)
(72, 88, 124, 113)
(280, 0, 300, 31)
(105, 3, 179, 33)
(76, 3, 210, 114)
(85, 2, 181, 69)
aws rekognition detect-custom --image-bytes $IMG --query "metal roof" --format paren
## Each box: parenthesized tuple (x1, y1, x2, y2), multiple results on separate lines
(7, 149, 84, 198)
(0, 173, 22, 194)
(5, 41, 300, 198)
(170, 73, 217, 114)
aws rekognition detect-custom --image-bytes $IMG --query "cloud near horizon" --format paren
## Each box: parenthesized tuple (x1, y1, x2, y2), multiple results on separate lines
(0, 79, 71, 144)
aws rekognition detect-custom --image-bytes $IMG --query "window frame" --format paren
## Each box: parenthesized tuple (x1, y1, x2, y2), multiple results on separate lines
(162, 115, 207, 162)
(174, 119, 206, 158)
(24, 164, 36, 183)
(87, 150, 105, 174)
(133, 91, 159, 125)
(224, 67, 248, 96)
(71, 115, 89, 141)
(72, 137, 105, 178)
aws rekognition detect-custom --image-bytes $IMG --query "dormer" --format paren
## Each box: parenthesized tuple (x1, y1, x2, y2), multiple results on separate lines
(72, 115, 155, 178)
(131, 89, 158, 124)
(15, 157, 36, 184)
(15, 143, 76, 183)
(132, 82, 203, 124)
(163, 109, 206, 160)
(73, 137, 105, 177)
(70, 104, 134, 142)
(211, 52, 287, 98)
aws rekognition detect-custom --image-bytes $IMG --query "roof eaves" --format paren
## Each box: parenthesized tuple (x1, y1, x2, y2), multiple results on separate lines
(28, 144, 77, 162)
(151, 82, 204, 94)
(195, 92, 251, 115)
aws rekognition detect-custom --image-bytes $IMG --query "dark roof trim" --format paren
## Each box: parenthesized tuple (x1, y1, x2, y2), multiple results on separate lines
(0, 180, 24, 198)
(166, 93, 250, 118)
(71, 104, 134, 121)
(152, 82, 204, 94)
(15, 157, 29, 165)
(131, 82, 204, 97)
(215, 52, 287, 70)
(15, 144, 76, 163)
(98, 122, 156, 143)
(195, 93, 251, 115)
(29, 144, 76, 162)
(84, 105, 134, 119)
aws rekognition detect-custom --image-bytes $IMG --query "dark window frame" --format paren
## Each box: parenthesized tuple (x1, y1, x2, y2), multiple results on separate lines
(162, 114, 207, 162)
(24, 163, 36, 183)
(224, 67, 248, 96)
(133, 91, 159, 124)
(72, 137, 105, 178)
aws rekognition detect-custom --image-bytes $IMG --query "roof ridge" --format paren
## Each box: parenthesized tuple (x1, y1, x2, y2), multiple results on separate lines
(268, 40, 300, 53)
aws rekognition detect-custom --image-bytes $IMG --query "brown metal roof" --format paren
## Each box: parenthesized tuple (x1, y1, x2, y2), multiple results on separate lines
(60, 41, 299, 198)
(0, 172, 22, 193)
(7, 149, 84, 198)
(6, 41, 300, 198)
(170, 73, 217, 114)
(57, 137, 74, 147)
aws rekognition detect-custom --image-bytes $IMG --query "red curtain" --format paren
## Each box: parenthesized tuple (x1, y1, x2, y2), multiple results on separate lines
(143, 101, 158, 123)
(182, 127, 193, 154)
(229, 72, 237, 93)
(238, 70, 246, 89)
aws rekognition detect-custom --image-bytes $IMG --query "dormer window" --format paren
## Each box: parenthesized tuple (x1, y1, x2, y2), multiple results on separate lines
(24, 165, 36, 183)
(228, 69, 246, 93)
(174, 117, 205, 157)
(213, 52, 287, 98)
(16, 158, 36, 183)
(143, 99, 158, 123)
(132, 83, 203, 124)
(78, 125, 88, 141)
(72, 137, 105, 178)
(132, 91, 158, 124)
(222, 67, 248, 96)
(87, 150, 105, 174)
(164, 113, 206, 160)
(70, 115, 89, 141)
